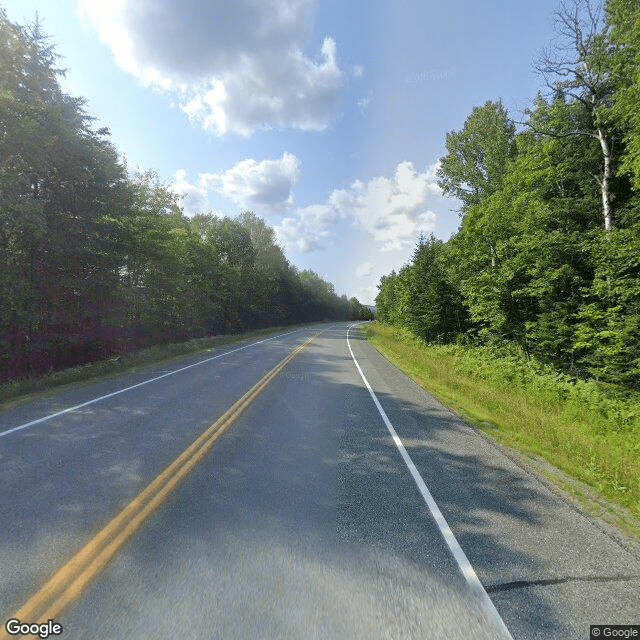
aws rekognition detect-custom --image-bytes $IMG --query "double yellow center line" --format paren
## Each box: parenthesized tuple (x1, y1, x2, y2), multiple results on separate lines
(2, 334, 316, 633)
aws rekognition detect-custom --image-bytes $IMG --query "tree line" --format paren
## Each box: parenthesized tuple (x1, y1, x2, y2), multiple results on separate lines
(0, 10, 372, 383)
(376, 0, 640, 390)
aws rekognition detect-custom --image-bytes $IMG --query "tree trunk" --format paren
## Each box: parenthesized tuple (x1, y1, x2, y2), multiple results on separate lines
(597, 126, 613, 231)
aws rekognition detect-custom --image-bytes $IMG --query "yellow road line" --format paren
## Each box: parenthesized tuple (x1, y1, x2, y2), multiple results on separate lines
(1, 334, 316, 634)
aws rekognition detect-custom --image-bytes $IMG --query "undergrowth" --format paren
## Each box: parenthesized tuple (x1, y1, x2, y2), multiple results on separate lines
(364, 323, 640, 522)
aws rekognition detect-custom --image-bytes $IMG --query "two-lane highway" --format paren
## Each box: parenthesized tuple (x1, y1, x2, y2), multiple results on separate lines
(0, 327, 319, 619)
(1, 323, 638, 638)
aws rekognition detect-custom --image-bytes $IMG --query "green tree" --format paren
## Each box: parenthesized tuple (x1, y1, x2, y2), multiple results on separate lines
(604, 0, 640, 191)
(437, 100, 516, 215)
(114, 171, 192, 347)
(238, 211, 293, 327)
(0, 11, 130, 378)
(574, 225, 640, 386)
(530, 0, 620, 230)
(403, 236, 467, 342)
(375, 271, 399, 324)
(437, 100, 517, 268)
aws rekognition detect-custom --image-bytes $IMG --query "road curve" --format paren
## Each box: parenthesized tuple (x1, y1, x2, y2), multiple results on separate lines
(0, 323, 638, 639)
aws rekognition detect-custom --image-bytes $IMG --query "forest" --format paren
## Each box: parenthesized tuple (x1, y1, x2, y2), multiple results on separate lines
(376, 0, 640, 392)
(0, 9, 373, 383)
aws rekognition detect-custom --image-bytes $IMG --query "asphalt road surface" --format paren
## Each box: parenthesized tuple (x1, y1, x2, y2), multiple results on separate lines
(1, 323, 638, 639)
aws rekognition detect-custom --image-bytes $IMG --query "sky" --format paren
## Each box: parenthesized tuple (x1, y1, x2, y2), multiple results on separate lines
(1, 0, 564, 305)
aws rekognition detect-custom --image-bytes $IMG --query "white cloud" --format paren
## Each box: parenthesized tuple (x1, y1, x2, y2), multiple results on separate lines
(275, 204, 340, 252)
(171, 169, 210, 216)
(424, 161, 444, 195)
(358, 284, 379, 306)
(202, 152, 300, 213)
(355, 262, 375, 278)
(170, 152, 300, 217)
(333, 161, 438, 251)
(274, 161, 440, 254)
(77, 0, 345, 135)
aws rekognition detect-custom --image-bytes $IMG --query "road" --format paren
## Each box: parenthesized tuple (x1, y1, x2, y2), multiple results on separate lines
(0, 322, 638, 639)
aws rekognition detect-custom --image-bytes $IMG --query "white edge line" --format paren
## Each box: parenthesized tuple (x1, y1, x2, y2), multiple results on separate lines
(0, 328, 305, 438)
(346, 323, 514, 639)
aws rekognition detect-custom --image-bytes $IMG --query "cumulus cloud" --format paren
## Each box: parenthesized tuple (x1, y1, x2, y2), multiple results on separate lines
(171, 169, 210, 216)
(276, 161, 439, 254)
(355, 262, 375, 278)
(275, 204, 342, 252)
(171, 158, 440, 262)
(170, 152, 300, 216)
(333, 161, 438, 251)
(203, 152, 300, 213)
(77, 0, 346, 135)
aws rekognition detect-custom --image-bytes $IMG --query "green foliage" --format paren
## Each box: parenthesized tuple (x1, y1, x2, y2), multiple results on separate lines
(367, 323, 640, 522)
(0, 10, 130, 378)
(377, 0, 640, 393)
(0, 13, 371, 383)
(574, 224, 640, 386)
(374, 271, 399, 324)
(376, 236, 467, 341)
(437, 99, 516, 213)
(606, 0, 640, 188)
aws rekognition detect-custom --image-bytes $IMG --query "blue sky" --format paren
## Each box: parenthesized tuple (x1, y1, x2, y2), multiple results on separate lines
(2, 0, 563, 304)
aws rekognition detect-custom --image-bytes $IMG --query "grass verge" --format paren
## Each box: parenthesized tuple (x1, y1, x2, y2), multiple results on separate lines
(0, 325, 304, 410)
(362, 323, 640, 539)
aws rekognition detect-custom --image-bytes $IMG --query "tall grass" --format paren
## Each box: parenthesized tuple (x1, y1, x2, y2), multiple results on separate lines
(364, 323, 640, 523)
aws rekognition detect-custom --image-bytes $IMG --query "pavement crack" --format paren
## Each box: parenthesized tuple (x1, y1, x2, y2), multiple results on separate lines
(485, 574, 640, 593)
